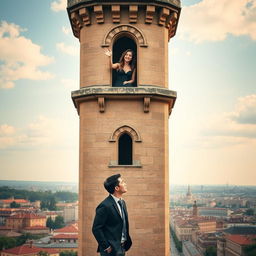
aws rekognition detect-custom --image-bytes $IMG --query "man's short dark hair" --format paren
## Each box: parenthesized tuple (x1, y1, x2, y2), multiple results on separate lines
(104, 174, 121, 194)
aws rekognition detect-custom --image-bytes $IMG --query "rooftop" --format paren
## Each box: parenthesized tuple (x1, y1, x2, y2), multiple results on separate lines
(52, 233, 78, 239)
(1, 244, 58, 255)
(8, 213, 46, 219)
(54, 223, 78, 233)
(226, 234, 256, 245)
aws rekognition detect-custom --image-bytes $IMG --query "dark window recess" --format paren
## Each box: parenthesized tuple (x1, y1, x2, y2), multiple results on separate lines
(112, 36, 137, 87)
(118, 133, 132, 165)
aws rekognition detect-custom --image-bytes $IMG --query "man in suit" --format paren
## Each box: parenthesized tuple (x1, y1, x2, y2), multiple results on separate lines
(92, 174, 132, 256)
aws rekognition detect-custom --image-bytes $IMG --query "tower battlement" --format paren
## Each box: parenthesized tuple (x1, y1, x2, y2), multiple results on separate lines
(67, 0, 180, 40)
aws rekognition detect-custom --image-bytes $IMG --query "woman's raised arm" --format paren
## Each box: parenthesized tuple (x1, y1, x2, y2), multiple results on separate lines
(105, 49, 119, 69)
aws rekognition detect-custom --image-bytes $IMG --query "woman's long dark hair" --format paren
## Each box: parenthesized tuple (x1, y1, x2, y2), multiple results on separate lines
(118, 49, 136, 71)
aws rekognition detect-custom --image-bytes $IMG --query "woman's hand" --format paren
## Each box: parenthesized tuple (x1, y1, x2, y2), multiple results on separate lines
(105, 49, 112, 57)
(123, 81, 128, 85)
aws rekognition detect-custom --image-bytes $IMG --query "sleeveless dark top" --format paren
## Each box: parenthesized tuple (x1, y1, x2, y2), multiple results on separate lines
(114, 69, 134, 87)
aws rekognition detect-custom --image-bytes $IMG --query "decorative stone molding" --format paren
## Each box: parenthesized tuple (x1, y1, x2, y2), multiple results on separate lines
(144, 97, 150, 113)
(98, 97, 105, 112)
(145, 5, 155, 24)
(109, 125, 142, 142)
(167, 12, 178, 40)
(159, 8, 170, 26)
(129, 5, 138, 23)
(70, 12, 81, 38)
(111, 5, 120, 23)
(108, 160, 142, 168)
(94, 5, 104, 24)
(102, 24, 148, 47)
(79, 8, 90, 26)
(68, 2, 180, 40)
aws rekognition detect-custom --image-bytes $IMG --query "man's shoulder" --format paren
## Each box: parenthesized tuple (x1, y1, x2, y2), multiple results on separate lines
(98, 195, 114, 208)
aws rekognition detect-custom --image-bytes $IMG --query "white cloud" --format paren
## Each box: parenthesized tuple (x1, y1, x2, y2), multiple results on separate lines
(201, 94, 256, 148)
(0, 116, 60, 150)
(61, 78, 78, 89)
(56, 42, 78, 56)
(180, 0, 256, 43)
(0, 21, 54, 89)
(51, 0, 66, 12)
(62, 26, 71, 35)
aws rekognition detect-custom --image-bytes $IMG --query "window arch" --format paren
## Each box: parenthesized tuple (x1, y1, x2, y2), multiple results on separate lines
(118, 133, 132, 165)
(109, 125, 142, 167)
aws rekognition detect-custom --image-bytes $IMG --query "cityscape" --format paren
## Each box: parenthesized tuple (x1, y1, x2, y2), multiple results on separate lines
(0, 181, 255, 255)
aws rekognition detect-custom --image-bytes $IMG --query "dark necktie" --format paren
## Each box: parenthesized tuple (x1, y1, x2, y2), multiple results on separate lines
(118, 199, 127, 241)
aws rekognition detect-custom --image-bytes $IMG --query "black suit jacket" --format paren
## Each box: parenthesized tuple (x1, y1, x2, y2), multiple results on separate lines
(92, 195, 132, 254)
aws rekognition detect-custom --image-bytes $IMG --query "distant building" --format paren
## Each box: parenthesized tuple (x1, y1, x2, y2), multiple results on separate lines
(5, 213, 48, 234)
(44, 211, 63, 221)
(198, 207, 232, 218)
(217, 234, 256, 256)
(50, 233, 78, 244)
(183, 240, 202, 256)
(0, 243, 59, 256)
(63, 205, 78, 223)
(0, 198, 30, 208)
(53, 223, 78, 235)
(197, 232, 217, 255)
(193, 201, 198, 217)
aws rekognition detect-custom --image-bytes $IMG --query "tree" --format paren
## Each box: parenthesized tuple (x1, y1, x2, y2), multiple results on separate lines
(54, 216, 65, 229)
(205, 246, 217, 256)
(60, 251, 77, 256)
(38, 251, 49, 256)
(245, 208, 255, 216)
(243, 243, 256, 256)
(46, 217, 54, 230)
(0, 236, 16, 250)
(10, 201, 21, 208)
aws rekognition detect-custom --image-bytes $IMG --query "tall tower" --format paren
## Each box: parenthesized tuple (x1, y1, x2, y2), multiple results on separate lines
(67, 1, 181, 255)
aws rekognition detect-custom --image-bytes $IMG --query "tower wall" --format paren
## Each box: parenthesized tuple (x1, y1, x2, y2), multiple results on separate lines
(79, 99, 170, 255)
(68, 1, 181, 255)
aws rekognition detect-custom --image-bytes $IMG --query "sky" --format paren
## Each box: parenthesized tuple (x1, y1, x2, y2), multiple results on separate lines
(0, 0, 255, 186)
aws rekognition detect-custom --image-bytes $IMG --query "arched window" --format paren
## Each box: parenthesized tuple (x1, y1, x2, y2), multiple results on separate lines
(112, 35, 137, 87)
(118, 133, 132, 165)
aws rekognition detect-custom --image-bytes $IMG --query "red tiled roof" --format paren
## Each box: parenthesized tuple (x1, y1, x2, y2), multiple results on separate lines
(54, 224, 78, 233)
(8, 213, 45, 219)
(52, 233, 78, 239)
(227, 234, 256, 245)
(1, 244, 58, 255)
(1, 199, 29, 204)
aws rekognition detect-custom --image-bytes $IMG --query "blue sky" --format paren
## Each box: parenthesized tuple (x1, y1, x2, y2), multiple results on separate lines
(0, 0, 256, 185)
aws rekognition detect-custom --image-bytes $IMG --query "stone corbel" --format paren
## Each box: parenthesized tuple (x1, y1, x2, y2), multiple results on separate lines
(129, 5, 138, 23)
(145, 5, 155, 24)
(159, 8, 170, 26)
(144, 97, 150, 113)
(79, 8, 91, 26)
(168, 99, 175, 115)
(111, 5, 120, 23)
(98, 97, 105, 112)
(167, 12, 178, 40)
(70, 12, 81, 37)
(94, 5, 104, 24)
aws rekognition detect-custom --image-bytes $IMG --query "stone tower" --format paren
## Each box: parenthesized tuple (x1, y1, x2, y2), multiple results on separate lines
(67, 0, 181, 255)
